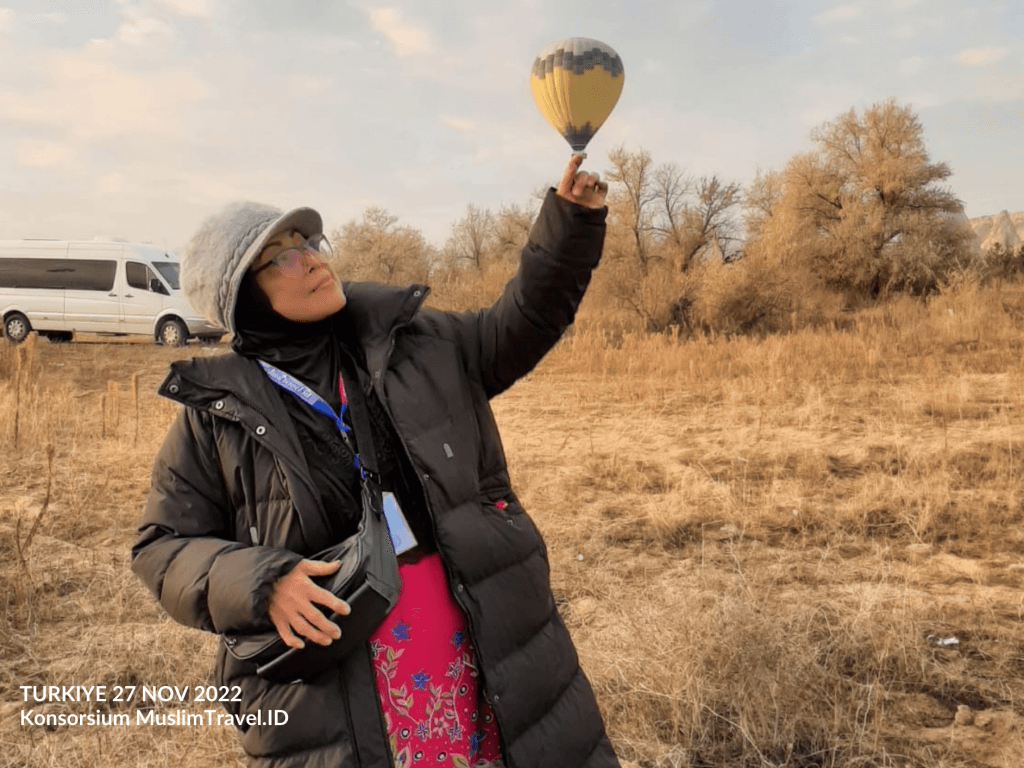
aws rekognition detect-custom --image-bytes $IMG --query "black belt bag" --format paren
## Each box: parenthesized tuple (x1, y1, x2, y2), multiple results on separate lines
(222, 361, 401, 684)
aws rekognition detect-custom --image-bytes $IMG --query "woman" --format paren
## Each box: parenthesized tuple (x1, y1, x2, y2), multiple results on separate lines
(132, 156, 620, 768)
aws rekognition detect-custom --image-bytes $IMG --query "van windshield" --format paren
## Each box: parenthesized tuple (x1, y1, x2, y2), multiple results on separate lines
(152, 262, 180, 290)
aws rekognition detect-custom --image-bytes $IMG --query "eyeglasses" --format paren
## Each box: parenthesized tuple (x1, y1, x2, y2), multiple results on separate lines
(252, 235, 333, 278)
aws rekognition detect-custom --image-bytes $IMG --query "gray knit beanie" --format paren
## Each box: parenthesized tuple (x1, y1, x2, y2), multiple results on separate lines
(182, 201, 322, 335)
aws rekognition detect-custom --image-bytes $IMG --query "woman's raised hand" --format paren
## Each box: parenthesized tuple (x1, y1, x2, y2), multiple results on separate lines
(556, 154, 608, 209)
(268, 559, 352, 649)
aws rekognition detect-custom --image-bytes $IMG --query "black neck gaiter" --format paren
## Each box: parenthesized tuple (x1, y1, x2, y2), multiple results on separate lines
(231, 270, 342, 408)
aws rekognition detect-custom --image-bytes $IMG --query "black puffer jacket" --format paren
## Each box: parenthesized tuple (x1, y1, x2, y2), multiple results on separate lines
(131, 190, 620, 768)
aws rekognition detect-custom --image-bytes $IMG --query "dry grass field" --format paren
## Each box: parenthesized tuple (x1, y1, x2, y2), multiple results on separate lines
(2, 281, 1024, 767)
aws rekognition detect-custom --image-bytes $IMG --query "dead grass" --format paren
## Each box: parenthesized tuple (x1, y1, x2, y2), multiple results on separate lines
(3, 281, 1024, 766)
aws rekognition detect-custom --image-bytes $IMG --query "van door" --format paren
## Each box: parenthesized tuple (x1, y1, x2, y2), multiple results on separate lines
(63, 244, 123, 333)
(122, 260, 168, 334)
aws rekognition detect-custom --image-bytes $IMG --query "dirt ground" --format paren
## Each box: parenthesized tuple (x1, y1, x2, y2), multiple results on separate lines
(2, 332, 1023, 767)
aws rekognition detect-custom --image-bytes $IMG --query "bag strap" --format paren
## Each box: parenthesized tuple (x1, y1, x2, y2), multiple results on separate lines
(338, 354, 380, 482)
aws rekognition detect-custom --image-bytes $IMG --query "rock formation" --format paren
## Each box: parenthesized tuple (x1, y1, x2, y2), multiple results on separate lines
(969, 210, 1024, 253)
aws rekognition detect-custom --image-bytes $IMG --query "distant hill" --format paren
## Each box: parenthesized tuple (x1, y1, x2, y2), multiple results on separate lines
(968, 211, 1024, 252)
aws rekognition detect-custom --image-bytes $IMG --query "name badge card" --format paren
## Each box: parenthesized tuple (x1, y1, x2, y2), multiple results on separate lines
(381, 492, 417, 555)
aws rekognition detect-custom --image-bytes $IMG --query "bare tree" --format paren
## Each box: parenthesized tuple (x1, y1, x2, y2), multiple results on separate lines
(596, 145, 744, 332)
(605, 145, 659, 274)
(491, 203, 534, 264)
(674, 176, 743, 270)
(443, 204, 496, 271)
(650, 162, 689, 254)
(331, 207, 431, 285)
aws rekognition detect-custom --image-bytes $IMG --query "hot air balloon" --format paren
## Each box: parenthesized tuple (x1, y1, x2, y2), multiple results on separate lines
(530, 38, 624, 156)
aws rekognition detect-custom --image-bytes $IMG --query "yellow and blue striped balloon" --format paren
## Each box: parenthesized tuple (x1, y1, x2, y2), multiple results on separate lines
(530, 38, 624, 155)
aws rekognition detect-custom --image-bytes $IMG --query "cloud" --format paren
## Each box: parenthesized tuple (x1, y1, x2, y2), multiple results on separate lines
(167, 169, 256, 206)
(906, 92, 946, 110)
(441, 117, 477, 133)
(115, 16, 175, 48)
(25, 12, 69, 23)
(0, 50, 210, 141)
(95, 172, 124, 195)
(813, 4, 863, 25)
(16, 140, 79, 168)
(899, 56, 925, 76)
(287, 74, 332, 97)
(955, 47, 1009, 67)
(970, 62, 1024, 102)
(0, 9, 69, 29)
(155, 0, 214, 18)
(793, 79, 871, 130)
(367, 7, 433, 56)
(890, 22, 919, 39)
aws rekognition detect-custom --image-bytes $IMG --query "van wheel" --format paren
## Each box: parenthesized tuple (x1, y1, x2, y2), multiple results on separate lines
(4, 313, 31, 344)
(158, 319, 188, 347)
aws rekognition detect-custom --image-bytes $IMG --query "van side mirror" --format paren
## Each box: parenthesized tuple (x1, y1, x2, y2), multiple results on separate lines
(150, 278, 169, 295)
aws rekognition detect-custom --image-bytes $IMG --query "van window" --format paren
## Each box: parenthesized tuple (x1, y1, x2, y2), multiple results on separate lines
(152, 262, 180, 290)
(0, 258, 117, 290)
(126, 261, 155, 290)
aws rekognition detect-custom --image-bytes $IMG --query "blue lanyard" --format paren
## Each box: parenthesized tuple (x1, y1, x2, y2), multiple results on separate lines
(258, 360, 359, 467)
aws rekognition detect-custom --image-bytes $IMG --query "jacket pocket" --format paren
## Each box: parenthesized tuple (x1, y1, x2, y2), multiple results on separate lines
(481, 491, 546, 556)
(481, 489, 522, 518)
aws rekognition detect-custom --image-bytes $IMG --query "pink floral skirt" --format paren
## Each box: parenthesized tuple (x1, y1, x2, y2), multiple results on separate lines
(368, 552, 502, 767)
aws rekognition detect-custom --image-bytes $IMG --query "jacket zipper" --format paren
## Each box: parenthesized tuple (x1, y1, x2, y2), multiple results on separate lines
(371, 318, 509, 764)
(212, 385, 396, 768)
(361, 292, 422, 768)
(211, 380, 399, 768)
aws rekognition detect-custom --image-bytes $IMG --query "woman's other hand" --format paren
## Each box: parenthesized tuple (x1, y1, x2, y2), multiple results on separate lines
(556, 154, 608, 209)
(268, 559, 352, 649)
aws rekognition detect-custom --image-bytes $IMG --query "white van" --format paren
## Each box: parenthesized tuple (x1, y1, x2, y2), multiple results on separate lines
(0, 238, 225, 346)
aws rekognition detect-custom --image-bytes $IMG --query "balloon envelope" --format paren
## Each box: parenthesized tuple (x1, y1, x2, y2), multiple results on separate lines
(530, 38, 624, 153)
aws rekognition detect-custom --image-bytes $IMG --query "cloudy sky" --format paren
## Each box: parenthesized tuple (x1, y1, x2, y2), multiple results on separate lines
(1, 0, 1021, 251)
